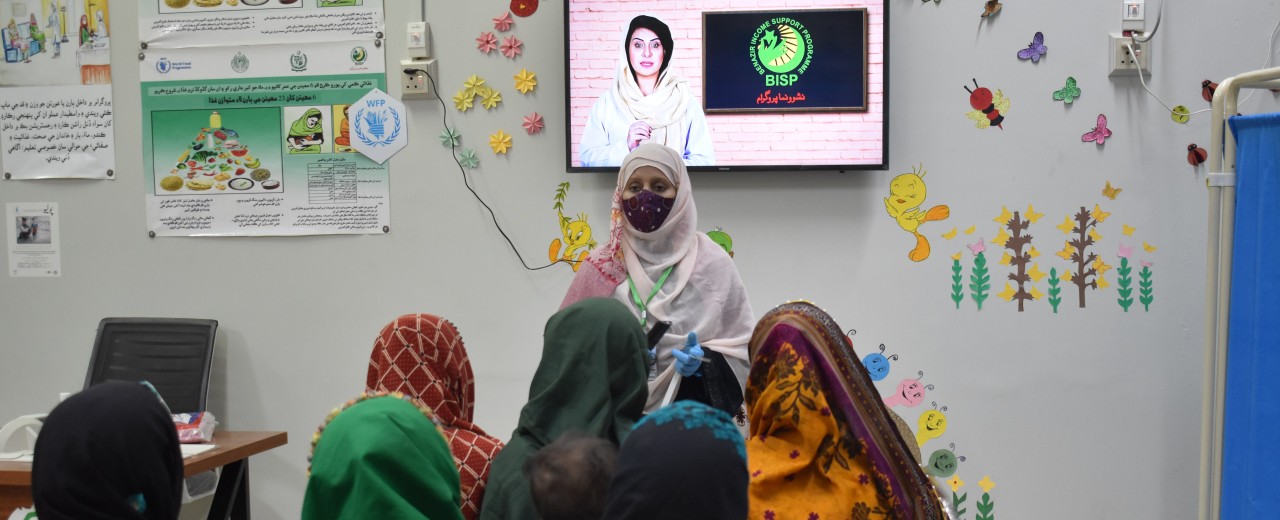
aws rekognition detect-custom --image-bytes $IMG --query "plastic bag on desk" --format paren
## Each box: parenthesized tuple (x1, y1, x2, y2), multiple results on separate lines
(173, 411, 217, 444)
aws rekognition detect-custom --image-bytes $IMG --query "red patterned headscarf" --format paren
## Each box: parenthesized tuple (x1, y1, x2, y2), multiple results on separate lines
(366, 314, 504, 520)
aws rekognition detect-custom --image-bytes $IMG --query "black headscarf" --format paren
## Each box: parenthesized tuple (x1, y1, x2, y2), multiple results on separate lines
(32, 381, 184, 520)
(624, 15, 674, 82)
(602, 400, 748, 520)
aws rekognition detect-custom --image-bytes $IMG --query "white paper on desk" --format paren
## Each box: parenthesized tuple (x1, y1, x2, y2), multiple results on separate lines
(180, 444, 216, 459)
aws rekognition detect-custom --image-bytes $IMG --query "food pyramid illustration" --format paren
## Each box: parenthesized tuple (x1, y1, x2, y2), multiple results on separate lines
(160, 111, 276, 193)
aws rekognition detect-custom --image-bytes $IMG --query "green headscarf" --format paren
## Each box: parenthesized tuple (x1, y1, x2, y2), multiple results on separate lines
(302, 394, 463, 520)
(478, 298, 649, 520)
(288, 108, 324, 152)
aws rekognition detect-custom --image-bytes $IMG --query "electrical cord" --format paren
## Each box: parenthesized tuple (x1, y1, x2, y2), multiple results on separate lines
(1126, 15, 1280, 121)
(405, 67, 564, 271)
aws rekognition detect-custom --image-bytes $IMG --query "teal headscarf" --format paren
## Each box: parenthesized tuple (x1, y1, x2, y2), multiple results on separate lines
(303, 394, 463, 520)
(479, 298, 649, 520)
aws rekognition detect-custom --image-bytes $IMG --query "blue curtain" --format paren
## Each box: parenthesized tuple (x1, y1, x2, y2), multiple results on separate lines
(1223, 113, 1280, 519)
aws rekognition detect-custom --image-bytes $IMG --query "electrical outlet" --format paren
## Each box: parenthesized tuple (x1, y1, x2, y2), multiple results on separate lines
(400, 58, 438, 100)
(1108, 33, 1150, 77)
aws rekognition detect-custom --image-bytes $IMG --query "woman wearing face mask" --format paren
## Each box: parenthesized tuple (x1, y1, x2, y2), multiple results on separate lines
(578, 15, 716, 168)
(562, 143, 752, 424)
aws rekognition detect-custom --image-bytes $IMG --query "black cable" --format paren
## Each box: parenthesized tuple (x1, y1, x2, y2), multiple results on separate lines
(407, 68, 567, 271)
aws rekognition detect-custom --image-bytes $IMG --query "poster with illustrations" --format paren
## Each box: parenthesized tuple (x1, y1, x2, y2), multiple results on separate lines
(7, 202, 61, 277)
(140, 0, 383, 49)
(0, 0, 114, 179)
(139, 0, 388, 236)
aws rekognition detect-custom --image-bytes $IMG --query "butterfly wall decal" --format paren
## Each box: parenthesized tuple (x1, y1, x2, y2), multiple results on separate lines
(1187, 143, 1208, 166)
(1053, 76, 1081, 103)
(1082, 114, 1111, 145)
(981, 0, 1002, 17)
(1017, 32, 1047, 63)
(1102, 180, 1122, 200)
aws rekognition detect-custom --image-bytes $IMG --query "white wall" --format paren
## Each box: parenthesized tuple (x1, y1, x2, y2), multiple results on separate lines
(3, 1, 1279, 518)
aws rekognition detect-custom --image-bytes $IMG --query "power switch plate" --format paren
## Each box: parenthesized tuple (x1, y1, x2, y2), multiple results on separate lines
(1108, 33, 1150, 77)
(407, 22, 431, 59)
(400, 58, 438, 100)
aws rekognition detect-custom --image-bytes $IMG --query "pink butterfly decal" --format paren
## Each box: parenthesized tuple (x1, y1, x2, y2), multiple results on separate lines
(1017, 31, 1047, 63)
(1117, 243, 1133, 258)
(967, 237, 986, 255)
(1082, 114, 1112, 144)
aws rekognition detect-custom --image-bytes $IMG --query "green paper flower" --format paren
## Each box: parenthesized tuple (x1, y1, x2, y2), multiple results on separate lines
(458, 148, 479, 169)
(439, 127, 461, 148)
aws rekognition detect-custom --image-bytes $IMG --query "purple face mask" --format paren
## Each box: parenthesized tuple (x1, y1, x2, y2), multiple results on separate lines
(623, 190, 675, 232)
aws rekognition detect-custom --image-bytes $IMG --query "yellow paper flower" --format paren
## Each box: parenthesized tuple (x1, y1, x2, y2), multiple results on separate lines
(993, 206, 1012, 225)
(997, 281, 1016, 301)
(978, 475, 996, 494)
(992, 227, 1010, 247)
(481, 88, 503, 110)
(1091, 203, 1111, 223)
(1030, 285, 1045, 300)
(1056, 241, 1075, 261)
(489, 130, 512, 154)
(1028, 263, 1047, 282)
(998, 251, 1012, 266)
(948, 475, 965, 493)
(452, 90, 474, 111)
(1025, 204, 1044, 223)
(1057, 215, 1076, 234)
(463, 75, 486, 98)
(514, 68, 537, 94)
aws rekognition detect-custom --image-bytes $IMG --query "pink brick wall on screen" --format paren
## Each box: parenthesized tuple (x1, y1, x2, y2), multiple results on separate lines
(568, 0, 884, 167)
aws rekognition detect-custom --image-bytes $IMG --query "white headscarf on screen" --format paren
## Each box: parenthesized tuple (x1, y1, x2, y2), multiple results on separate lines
(612, 17, 691, 151)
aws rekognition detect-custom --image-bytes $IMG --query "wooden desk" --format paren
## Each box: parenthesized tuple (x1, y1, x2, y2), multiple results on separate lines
(0, 430, 286, 520)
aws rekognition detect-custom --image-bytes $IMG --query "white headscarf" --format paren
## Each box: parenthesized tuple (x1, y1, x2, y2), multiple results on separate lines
(611, 143, 754, 412)
(611, 20, 691, 151)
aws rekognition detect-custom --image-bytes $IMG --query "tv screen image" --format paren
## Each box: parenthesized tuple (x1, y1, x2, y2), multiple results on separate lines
(565, 0, 886, 172)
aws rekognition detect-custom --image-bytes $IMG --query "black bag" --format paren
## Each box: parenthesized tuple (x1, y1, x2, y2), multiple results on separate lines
(674, 349, 744, 420)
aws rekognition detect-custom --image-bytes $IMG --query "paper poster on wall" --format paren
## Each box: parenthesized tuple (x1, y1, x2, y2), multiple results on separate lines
(0, 0, 114, 180)
(139, 42, 389, 236)
(7, 203, 61, 277)
(139, 0, 385, 49)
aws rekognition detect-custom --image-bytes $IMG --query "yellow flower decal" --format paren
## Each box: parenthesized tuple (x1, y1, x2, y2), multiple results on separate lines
(948, 475, 965, 493)
(463, 75, 486, 98)
(453, 90, 474, 111)
(489, 130, 512, 155)
(993, 206, 1012, 225)
(514, 68, 537, 94)
(978, 475, 996, 494)
(481, 88, 503, 110)
(1056, 215, 1075, 234)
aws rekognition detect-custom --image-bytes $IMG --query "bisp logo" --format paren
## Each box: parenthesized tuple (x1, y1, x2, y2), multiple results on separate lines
(749, 17, 814, 87)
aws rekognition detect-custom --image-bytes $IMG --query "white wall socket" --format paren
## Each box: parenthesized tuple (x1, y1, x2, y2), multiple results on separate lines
(1108, 33, 1150, 77)
(400, 58, 438, 100)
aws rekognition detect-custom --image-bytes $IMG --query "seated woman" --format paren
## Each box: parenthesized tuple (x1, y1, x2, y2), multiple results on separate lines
(32, 381, 184, 520)
(302, 392, 464, 520)
(747, 301, 947, 519)
(578, 15, 715, 167)
(479, 298, 649, 520)
(286, 109, 325, 153)
(562, 143, 753, 421)
(366, 313, 504, 520)
(603, 400, 748, 520)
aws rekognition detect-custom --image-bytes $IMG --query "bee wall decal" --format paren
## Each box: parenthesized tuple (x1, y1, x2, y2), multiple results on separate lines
(964, 79, 1009, 130)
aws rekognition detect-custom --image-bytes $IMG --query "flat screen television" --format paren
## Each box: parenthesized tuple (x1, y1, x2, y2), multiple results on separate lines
(565, 0, 886, 172)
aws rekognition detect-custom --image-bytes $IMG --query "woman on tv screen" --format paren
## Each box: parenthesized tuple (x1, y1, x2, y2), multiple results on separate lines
(579, 15, 716, 167)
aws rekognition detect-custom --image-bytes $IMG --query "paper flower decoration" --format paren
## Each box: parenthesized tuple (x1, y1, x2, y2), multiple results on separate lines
(453, 90, 475, 112)
(489, 130, 512, 155)
(493, 11, 514, 32)
(463, 75, 486, 98)
(439, 127, 461, 148)
(458, 148, 479, 169)
(948, 475, 965, 493)
(476, 32, 498, 54)
(501, 35, 524, 59)
(514, 68, 537, 94)
(481, 88, 503, 110)
(522, 112, 544, 135)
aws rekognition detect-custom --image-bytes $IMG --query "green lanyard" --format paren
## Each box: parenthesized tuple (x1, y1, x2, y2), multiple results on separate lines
(627, 265, 675, 326)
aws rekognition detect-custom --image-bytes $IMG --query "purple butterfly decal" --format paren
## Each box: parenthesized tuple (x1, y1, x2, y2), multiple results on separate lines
(1082, 114, 1112, 145)
(1017, 32, 1047, 63)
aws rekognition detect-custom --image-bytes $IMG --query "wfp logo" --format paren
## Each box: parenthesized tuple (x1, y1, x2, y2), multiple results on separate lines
(750, 18, 814, 86)
(156, 57, 171, 74)
(354, 101, 401, 148)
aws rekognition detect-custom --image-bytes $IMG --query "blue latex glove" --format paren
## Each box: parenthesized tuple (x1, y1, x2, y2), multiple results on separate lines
(671, 332, 704, 377)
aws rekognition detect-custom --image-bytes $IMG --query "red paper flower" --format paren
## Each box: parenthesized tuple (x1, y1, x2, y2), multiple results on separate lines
(476, 32, 498, 54)
(493, 12, 514, 32)
(501, 35, 523, 59)
(522, 112, 544, 135)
